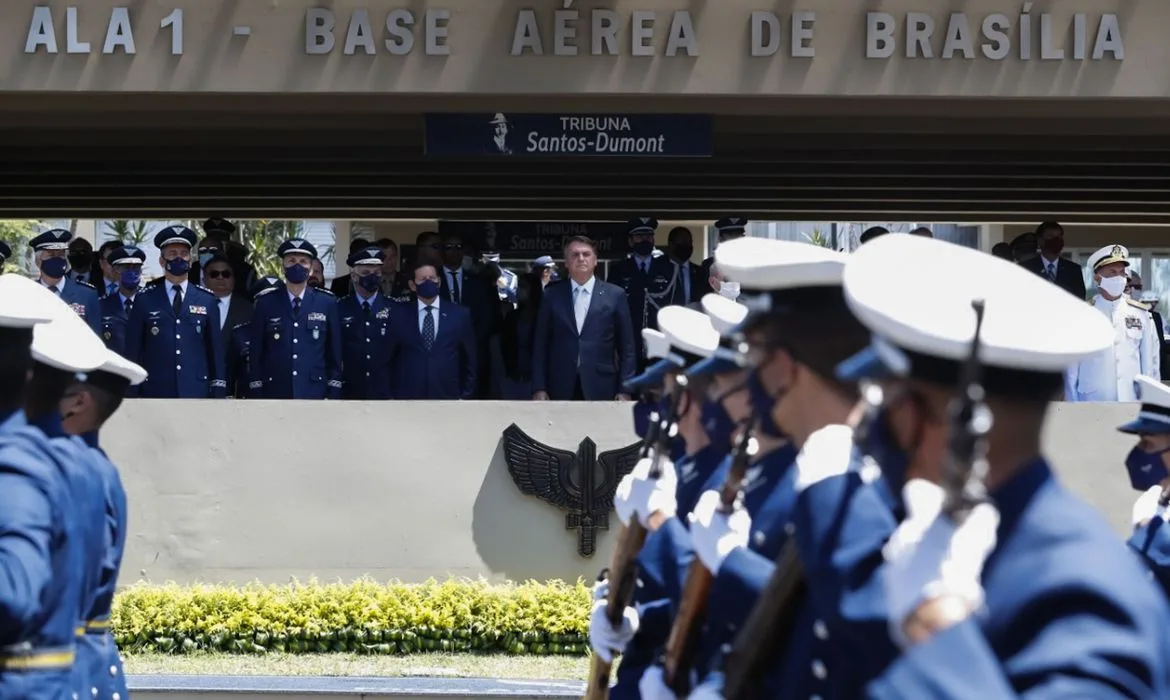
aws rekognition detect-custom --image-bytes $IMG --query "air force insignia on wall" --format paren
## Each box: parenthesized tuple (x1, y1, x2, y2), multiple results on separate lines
(501, 423, 642, 557)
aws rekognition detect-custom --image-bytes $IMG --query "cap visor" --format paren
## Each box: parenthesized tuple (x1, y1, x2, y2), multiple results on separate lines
(686, 351, 743, 378)
(1117, 418, 1170, 435)
(623, 357, 681, 391)
(835, 345, 894, 382)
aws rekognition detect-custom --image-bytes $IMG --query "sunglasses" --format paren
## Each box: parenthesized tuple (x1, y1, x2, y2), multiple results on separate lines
(444, 244, 465, 250)
(206, 269, 233, 279)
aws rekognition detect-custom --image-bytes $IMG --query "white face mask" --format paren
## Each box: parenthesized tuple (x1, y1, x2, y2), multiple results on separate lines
(1099, 275, 1127, 298)
(719, 281, 741, 300)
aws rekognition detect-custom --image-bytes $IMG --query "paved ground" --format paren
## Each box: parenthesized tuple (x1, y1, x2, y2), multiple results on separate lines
(129, 674, 586, 697)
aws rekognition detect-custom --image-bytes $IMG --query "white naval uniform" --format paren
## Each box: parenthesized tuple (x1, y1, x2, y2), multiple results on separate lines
(1065, 294, 1160, 401)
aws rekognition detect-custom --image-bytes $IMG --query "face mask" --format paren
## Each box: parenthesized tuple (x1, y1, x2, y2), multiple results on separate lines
(1124, 445, 1170, 491)
(199, 252, 216, 267)
(633, 399, 656, 439)
(746, 369, 784, 439)
(1099, 275, 1127, 297)
(165, 257, 190, 276)
(284, 263, 310, 284)
(700, 398, 737, 448)
(632, 241, 655, 257)
(719, 282, 741, 301)
(68, 252, 92, 269)
(40, 257, 68, 278)
(119, 269, 142, 288)
(415, 279, 440, 299)
(358, 273, 382, 293)
(672, 245, 694, 261)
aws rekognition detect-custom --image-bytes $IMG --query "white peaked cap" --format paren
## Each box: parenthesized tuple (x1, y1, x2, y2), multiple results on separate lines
(97, 349, 148, 386)
(642, 328, 670, 361)
(1087, 244, 1129, 272)
(0, 274, 57, 328)
(701, 293, 749, 336)
(30, 290, 108, 373)
(715, 237, 847, 290)
(843, 235, 1113, 373)
(657, 306, 719, 358)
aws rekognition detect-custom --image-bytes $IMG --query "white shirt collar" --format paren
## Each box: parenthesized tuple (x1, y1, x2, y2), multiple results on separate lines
(219, 293, 232, 304)
(287, 288, 305, 304)
(417, 297, 441, 311)
(357, 290, 379, 305)
(168, 279, 188, 294)
(572, 276, 596, 294)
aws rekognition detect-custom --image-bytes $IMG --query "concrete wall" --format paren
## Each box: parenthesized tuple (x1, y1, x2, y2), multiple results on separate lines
(0, 0, 1154, 97)
(103, 400, 1142, 586)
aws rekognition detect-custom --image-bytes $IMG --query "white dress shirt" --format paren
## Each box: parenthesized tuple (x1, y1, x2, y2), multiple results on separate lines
(38, 278, 64, 294)
(218, 294, 233, 330)
(166, 280, 189, 307)
(417, 297, 441, 336)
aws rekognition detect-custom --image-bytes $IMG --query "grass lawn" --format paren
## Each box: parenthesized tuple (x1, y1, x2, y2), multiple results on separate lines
(123, 653, 599, 680)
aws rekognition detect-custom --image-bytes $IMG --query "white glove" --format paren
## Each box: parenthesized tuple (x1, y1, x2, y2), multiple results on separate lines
(614, 456, 678, 527)
(687, 681, 725, 700)
(882, 479, 999, 649)
(588, 597, 639, 664)
(639, 665, 680, 700)
(688, 490, 751, 573)
(1132, 485, 1166, 526)
(794, 424, 855, 493)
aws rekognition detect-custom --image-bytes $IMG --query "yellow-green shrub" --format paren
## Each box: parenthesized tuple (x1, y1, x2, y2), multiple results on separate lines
(112, 578, 592, 656)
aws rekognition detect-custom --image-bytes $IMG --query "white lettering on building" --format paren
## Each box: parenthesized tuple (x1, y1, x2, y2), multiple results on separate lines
(750, 12, 817, 57)
(865, 8, 1124, 60)
(510, 9, 698, 56)
(305, 8, 451, 56)
(25, 5, 138, 54)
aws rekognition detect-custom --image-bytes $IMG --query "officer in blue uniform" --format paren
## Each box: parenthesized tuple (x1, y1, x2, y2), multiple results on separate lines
(0, 239, 11, 272)
(1118, 375, 1170, 598)
(29, 228, 102, 336)
(0, 274, 99, 700)
(824, 234, 1170, 698)
(699, 218, 748, 298)
(98, 245, 146, 357)
(227, 277, 282, 399)
(59, 349, 146, 700)
(338, 246, 397, 400)
(124, 226, 227, 399)
(607, 217, 685, 373)
(6, 275, 110, 700)
(249, 238, 343, 400)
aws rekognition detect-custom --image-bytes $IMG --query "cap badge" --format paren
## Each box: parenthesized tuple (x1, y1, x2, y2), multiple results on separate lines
(1112, 245, 1124, 257)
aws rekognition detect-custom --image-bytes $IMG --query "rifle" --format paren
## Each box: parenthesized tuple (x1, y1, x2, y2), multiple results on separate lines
(722, 379, 887, 700)
(941, 299, 991, 520)
(583, 375, 688, 700)
(661, 421, 757, 694)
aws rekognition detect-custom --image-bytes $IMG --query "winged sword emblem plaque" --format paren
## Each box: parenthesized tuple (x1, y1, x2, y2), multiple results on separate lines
(502, 423, 642, 557)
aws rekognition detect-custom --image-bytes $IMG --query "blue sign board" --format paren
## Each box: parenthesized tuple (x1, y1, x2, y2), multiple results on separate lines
(425, 113, 713, 158)
(438, 221, 633, 257)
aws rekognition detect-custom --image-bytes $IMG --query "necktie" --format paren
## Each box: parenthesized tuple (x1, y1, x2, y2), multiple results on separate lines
(422, 306, 436, 350)
(1046, 263, 1057, 281)
(575, 286, 589, 333)
(172, 285, 183, 315)
(362, 300, 371, 317)
(683, 265, 691, 301)
(450, 271, 461, 304)
(124, 297, 133, 315)
(292, 296, 301, 317)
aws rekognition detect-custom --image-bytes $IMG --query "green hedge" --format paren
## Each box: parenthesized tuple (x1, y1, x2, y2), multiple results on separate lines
(111, 578, 592, 656)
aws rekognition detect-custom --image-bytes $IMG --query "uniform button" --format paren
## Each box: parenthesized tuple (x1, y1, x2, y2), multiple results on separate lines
(811, 660, 826, 679)
(753, 531, 765, 547)
(292, 354, 298, 360)
(784, 522, 796, 536)
(293, 322, 299, 328)
(176, 365, 182, 371)
(365, 354, 370, 360)
(113, 694, 121, 700)
(292, 371, 298, 377)
(365, 372, 370, 377)
(365, 321, 370, 326)
(91, 687, 98, 698)
(810, 696, 822, 700)
(293, 339, 299, 344)
(175, 334, 181, 339)
(813, 619, 828, 640)
(175, 350, 181, 355)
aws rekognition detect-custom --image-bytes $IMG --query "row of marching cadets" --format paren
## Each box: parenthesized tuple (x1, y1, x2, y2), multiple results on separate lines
(0, 274, 142, 700)
(587, 234, 1170, 700)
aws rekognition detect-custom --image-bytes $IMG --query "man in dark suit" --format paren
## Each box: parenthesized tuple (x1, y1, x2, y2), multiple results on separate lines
(606, 217, 683, 373)
(667, 226, 704, 305)
(387, 261, 476, 400)
(699, 217, 749, 297)
(201, 218, 258, 298)
(1019, 221, 1087, 299)
(202, 253, 254, 353)
(533, 235, 636, 401)
(439, 231, 500, 398)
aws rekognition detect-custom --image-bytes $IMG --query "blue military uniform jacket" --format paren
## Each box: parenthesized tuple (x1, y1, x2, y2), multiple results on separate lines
(77, 434, 129, 700)
(249, 287, 343, 399)
(124, 282, 227, 398)
(338, 292, 396, 400)
(99, 291, 137, 358)
(0, 410, 88, 700)
(41, 277, 102, 337)
(1129, 518, 1170, 599)
(867, 459, 1170, 699)
(605, 256, 683, 372)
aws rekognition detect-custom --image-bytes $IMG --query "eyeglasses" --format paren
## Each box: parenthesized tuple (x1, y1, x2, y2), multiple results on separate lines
(444, 244, 465, 250)
(206, 269, 233, 279)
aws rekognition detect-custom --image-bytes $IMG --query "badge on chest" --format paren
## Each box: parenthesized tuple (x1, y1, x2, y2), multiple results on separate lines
(1126, 316, 1143, 330)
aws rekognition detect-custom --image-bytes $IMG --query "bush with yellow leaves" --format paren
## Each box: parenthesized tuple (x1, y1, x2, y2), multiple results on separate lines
(112, 578, 592, 656)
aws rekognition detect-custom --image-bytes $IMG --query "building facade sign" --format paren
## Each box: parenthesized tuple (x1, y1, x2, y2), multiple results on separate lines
(438, 221, 634, 257)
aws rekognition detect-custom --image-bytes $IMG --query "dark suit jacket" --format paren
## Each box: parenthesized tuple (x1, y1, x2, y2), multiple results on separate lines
(531, 278, 636, 401)
(219, 295, 254, 352)
(1020, 255, 1086, 300)
(699, 256, 716, 298)
(388, 300, 477, 400)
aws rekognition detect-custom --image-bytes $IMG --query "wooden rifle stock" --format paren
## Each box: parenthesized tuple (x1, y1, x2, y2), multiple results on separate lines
(662, 423, 757, 694)
(583, 381, 687, 700)
(721, 542, 807, 700)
